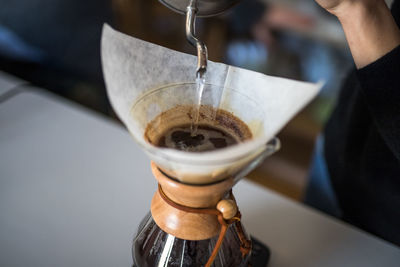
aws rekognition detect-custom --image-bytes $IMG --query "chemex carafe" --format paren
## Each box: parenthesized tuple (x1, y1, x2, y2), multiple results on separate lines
(130, 83, 280, 267)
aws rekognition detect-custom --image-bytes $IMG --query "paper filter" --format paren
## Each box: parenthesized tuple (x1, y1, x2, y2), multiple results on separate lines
(101, 24, 323, 184)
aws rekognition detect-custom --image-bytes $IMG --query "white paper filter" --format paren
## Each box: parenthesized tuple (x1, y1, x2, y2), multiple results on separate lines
(101, 24, 323, 184)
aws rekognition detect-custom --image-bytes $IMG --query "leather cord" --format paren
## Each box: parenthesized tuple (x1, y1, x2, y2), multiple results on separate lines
(158, 184, 252, 267)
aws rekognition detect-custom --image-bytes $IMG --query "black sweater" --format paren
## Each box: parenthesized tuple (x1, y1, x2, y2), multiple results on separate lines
(324, 1, 400, 246)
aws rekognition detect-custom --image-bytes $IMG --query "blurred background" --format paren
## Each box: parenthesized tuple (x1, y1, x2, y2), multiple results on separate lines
(0, 0, 354, 201)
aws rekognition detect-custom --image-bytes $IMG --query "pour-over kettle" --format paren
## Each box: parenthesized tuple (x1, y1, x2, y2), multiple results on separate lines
(159, 0, 241, 17)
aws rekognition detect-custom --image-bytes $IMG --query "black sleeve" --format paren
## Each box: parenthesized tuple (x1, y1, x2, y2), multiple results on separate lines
(357, 45, 400, 161)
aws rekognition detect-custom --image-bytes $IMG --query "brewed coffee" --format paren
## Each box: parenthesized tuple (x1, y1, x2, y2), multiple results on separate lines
(144, 105, 252, 152)
(157, 125, 237, 152)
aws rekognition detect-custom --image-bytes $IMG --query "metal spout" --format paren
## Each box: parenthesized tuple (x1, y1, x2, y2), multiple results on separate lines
(186, 0, 208, 76)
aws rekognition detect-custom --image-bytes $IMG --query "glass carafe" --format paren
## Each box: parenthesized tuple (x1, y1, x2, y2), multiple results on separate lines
(128, 82, 280, 266)
(133, 212, 250, 267)
(131, 162, 255, 267)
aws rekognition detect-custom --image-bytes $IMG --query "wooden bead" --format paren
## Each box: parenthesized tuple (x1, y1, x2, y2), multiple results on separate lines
(216, 199, 237, 220)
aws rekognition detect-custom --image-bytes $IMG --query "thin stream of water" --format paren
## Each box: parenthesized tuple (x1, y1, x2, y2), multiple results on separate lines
(191, 72, 206, 136)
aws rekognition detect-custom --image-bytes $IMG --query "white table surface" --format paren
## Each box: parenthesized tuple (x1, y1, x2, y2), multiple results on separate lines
(1, 86, 399, 267)
(0, 71, 27, 96)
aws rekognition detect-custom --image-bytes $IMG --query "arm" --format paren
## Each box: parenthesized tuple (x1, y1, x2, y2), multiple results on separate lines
(317, 0, 400, 159)
(317, 0, 400, 68)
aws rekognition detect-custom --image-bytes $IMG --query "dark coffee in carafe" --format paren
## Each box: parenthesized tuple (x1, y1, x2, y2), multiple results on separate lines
(144, 105, 252, 152)
(157, 125, 237, 152)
